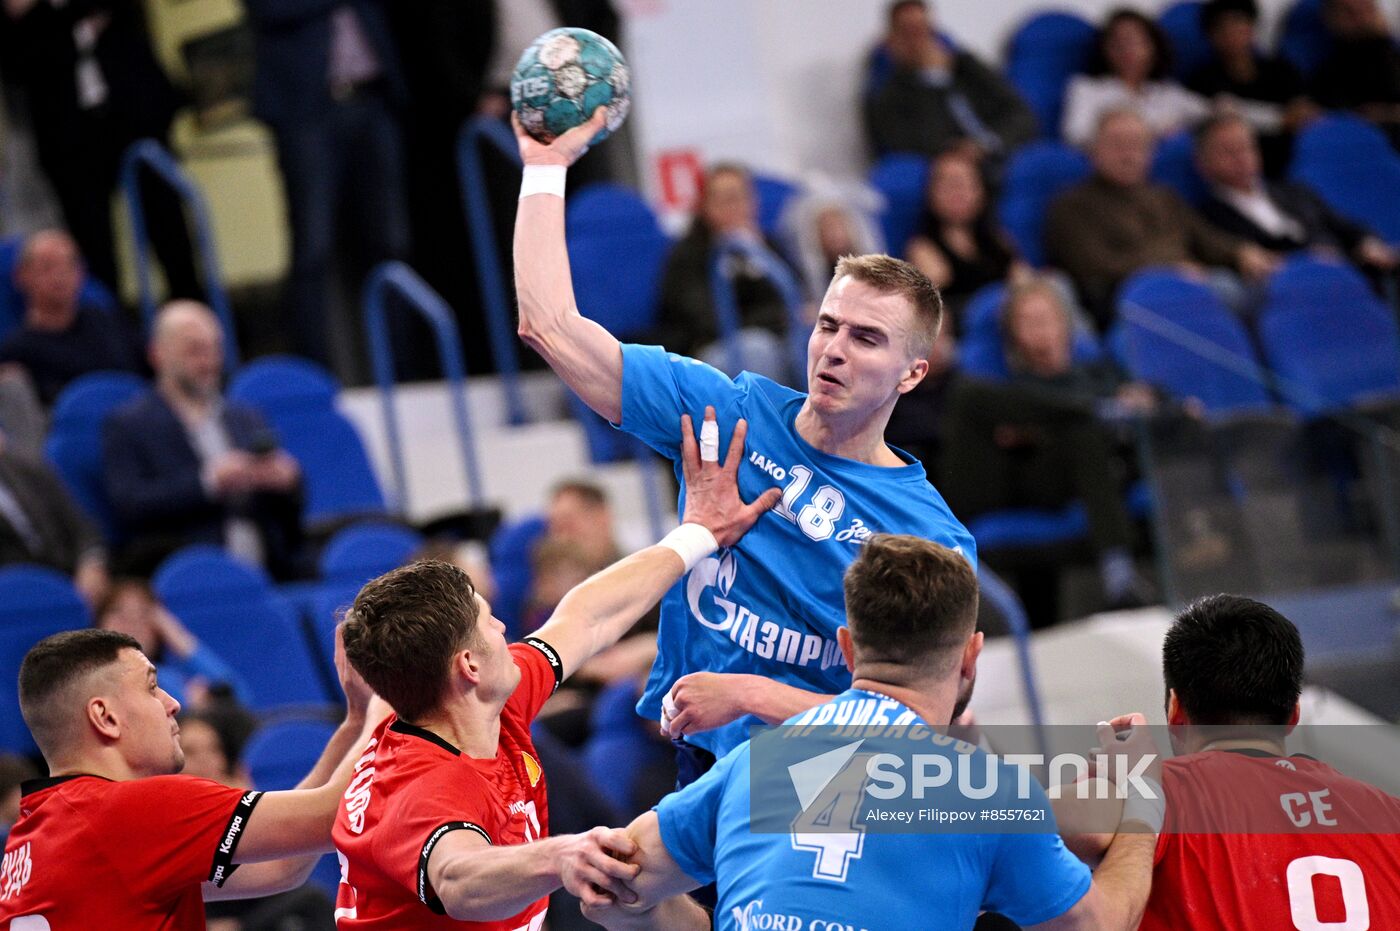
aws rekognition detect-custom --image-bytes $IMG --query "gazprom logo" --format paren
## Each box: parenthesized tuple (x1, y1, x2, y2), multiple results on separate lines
(686, 551, 737, 631)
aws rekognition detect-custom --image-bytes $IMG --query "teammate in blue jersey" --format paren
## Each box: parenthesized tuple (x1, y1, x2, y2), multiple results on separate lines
(513, 111, 976, 766)
(570, 536, 1159, 931)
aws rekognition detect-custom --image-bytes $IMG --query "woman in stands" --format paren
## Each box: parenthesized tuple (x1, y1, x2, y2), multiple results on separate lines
(904, 149, 1029, 327)
(1062, 8, 1212, 146)
(939, 277, 1157, 615)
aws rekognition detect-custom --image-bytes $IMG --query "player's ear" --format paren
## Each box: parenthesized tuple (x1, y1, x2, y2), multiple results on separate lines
(456, 649, 481, 687)
(836, 627, 855, 673)
(1165, 690, 1187, 727)
(1285, 701, 1301, 733)
(896, 356, 929, 395)
(87, 696, 120, 741)
(959, 631, 984, 682)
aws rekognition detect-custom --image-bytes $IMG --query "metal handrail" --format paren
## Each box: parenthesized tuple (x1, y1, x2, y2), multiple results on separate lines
(456, 116, 528, 425)
(977, 565, 1050, 759)
(118, 139, 239, 369)
(709, 238, 808, 383)
(363, 261, 485, 513)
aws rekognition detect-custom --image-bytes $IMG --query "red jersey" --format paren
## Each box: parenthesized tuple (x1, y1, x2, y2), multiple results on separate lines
(1143, 749, 1400, 931)
(332, 639, 563, 930)
(0, 773, 262, 930)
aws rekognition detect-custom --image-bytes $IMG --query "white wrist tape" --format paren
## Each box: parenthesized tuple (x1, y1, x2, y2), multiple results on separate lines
(1121, 776, 1166, 834)
(659, 523, 719, 572)
(519, 164, 567, 199)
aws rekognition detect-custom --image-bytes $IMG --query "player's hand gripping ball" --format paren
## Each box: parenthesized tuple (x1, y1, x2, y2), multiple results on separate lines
(511, 28, 631, 145)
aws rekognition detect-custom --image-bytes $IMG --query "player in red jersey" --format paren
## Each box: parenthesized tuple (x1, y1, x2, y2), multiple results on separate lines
(0, 625, 385, 930)
(1063, 594, 1400, 930)
(332, 410, 780, 930)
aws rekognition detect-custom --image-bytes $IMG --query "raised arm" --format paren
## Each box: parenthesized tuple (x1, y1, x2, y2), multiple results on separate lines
(530, 408, 781, 679)
(204, 632, 387, 895)
(513, 109, 627, 423)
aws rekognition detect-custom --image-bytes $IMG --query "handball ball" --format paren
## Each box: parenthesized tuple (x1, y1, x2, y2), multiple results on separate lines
(511, 28, 631, 145)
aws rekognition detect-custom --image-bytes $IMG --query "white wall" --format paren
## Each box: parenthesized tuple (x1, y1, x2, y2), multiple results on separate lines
(620, 0, 1388, 214)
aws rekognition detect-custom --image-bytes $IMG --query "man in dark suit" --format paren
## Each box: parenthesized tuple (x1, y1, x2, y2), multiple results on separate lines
(242, 0, 410, 374)
(0, 436, 109, 603)
(102, 301, 307, 579)
(1194, 113, 1399, 273)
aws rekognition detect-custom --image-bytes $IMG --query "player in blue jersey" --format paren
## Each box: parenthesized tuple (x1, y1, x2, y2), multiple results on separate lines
(569, 536, 1159, 931)
(513, 111, 977, 771)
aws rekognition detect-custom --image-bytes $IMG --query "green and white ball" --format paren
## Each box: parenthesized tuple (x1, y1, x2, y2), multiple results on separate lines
(511, 27, 631, 144)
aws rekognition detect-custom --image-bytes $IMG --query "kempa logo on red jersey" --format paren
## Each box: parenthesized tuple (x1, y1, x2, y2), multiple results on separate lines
(1, 842, 32, 901)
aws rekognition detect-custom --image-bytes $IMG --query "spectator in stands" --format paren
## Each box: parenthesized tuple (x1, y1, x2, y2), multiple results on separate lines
(0, 230, 137, 406)
(242, 0, 411, 373)
(905, 149, 1028, 325)
(656, 164, 795, 382)
(1186, 0, 1318, 175)
(1313, 0, 1400, 148)
(0, 431, 109, 605)
(95, 578, 250, 708)
(2, 0, 200, 302)
(940, 278, 1155, 610)
(781, 181, 886, 299)
(1194, 114, 1400, 278)
(0, 754, 38, 844)
(525, 537, 596, 635)
(863, 0, 1036, 162)
(102, 301, 308, 579)
(1062, 8, 1211, 147)
(1045, 108, 1278, 325)
(547, 479, 623, 572)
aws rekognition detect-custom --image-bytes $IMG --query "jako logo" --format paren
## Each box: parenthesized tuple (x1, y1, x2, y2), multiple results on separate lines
(748, 451, 787, 481)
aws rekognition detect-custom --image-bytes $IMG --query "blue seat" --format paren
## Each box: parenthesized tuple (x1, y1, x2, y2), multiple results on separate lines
(566, 184, 673, 463)
(243, 716, 342, 895)
(753, 173, 800, 240)
(1151, 130, 1208, 206)
(319, 521, 423, 583)
(998, 142, 1091, 266)
(45, 371, 149, 540)
(0, 236, 118, 345)
(1113, 271, 1274, 415)
(228, 356, 387, 527)
(1291, 115, 1400, 243)
(958, 282, 1103, 380)
(1279, 0, 1332, 76)
(1257, 257, 1400, 415)
(869, 153, 929, 255)
(487, 515, 547, 639)
(153, 546, 332, 710)
(1006, 11, 1098, 138)
(967, 505, 1090, 552)
(0, 566, 91, 753)
(1158, 1, 1213, 80)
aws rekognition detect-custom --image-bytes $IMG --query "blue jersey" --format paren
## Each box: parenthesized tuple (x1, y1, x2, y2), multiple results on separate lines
(655, 690, 1092, 930)
(619, 344, 976, 756)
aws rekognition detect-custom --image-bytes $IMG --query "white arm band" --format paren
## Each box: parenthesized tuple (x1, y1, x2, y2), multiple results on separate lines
(519, 164, 567, 200)
(1120, 776, 1166, 834)
(658, 523, 719, 573)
